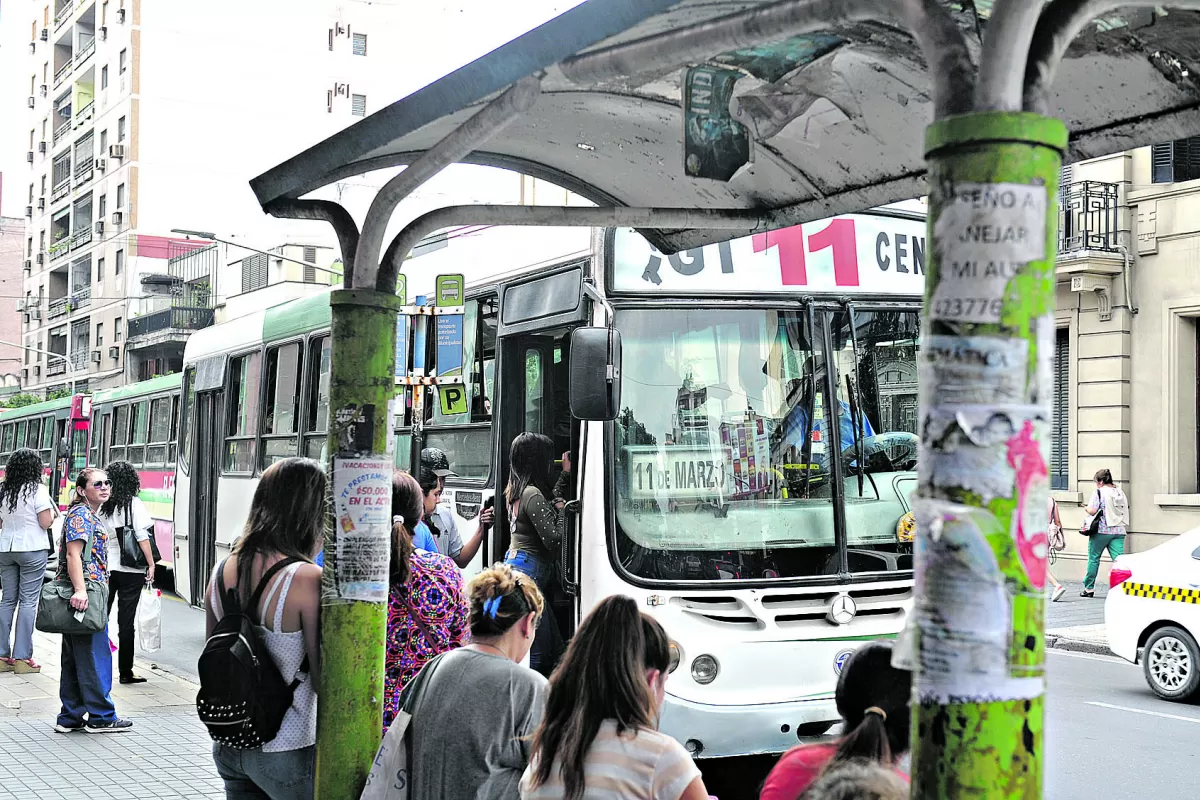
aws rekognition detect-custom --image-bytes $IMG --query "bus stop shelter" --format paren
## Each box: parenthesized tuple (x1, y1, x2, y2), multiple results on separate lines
(249, 2, 1200, 798)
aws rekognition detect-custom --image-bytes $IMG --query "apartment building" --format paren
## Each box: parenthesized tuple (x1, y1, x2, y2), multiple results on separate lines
(0, 217, 25, 388)
(18, 0, 404, 393)
(1052, 140, 1200, 579)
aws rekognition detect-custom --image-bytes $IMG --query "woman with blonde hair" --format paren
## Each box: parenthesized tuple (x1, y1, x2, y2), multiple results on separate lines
(400, 563, 547, 800)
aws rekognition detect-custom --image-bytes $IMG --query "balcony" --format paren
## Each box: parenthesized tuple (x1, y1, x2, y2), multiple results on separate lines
(69, 350, 90, 371)
(70, 286, 91, 311)
(75, 100, 94, 126)
(73, 157, 94, 187)
(51, 178, 72, 204)
(54, 61, 72, 88)
(48, 296, 71, 319)
(55, 3, 72, 29)
(75, 39, 95, 67)
(128, 307, 216, 340)
(46, 359, 67, 377)
(53, 119, 72, 146)
(1059, 181, 1120, 254)
(71, 228, 92, 250)
(48, 241, 71, 263)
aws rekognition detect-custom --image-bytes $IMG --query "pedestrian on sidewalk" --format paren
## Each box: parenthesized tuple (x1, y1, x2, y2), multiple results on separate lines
(419, 447, 491, 568)
(383, 470, 469, 731)
(1081, 468, 1130, 598)
(205, 457, 324, 800)
(55, 467, 133, 733)
(504, 432, 566, 676)
(760, 641, 911, 799)
(98, 461, 156, 685)
(0, 448, 55, 675)
(520, 595, 710, 800)
(1047, 495, 1067, 603)
(400, 563, 547, 800)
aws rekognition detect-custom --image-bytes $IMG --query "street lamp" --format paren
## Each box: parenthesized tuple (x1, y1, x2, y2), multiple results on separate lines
(0, 338, 80, 395)
(170, 228, 345, 277)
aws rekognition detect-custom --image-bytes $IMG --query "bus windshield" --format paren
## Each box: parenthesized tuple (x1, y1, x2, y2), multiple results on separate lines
(613, 305, 919, 582)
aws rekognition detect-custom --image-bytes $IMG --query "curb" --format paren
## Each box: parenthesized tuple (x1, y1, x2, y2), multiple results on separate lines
(1045, 634, 1112, 657)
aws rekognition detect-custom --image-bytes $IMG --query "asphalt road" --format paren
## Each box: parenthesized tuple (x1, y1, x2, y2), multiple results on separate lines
(133, 594, 1200, 800)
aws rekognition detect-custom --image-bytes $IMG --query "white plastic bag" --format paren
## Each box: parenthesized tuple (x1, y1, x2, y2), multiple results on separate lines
(136, 585, 162, 653)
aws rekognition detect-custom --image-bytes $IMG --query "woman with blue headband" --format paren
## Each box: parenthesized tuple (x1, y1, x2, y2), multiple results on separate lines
(397, 562, 548, 800)
(382, 470, 469, 732)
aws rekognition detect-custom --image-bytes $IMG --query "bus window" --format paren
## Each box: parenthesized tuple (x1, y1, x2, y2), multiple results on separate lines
(262, 342, 302, 467)
(93, 413, 109, 467)
(302, 337, 330, 460)
(110, 404, 129, 463)
(170, 393, 180, 464)
(525, 348, 543, 433)
(69, 427, 88, 481)
(2, 423, 14, 453)
(15, 421, 27, 451)
(41, 417, 54, 464)
(147, 397, 173, 466)
(27, 418, 41, 450)
(179, 367, 196, 472)
(225, 351, 261, 473)
(128, 401, 149, 466)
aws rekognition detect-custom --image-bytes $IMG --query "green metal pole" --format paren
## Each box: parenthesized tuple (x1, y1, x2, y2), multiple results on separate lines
(317, 288, 404, 800)
(911, 112, 1067, 799)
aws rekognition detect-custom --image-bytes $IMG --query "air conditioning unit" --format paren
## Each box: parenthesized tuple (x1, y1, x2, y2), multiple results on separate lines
(30, 308, 42, 321)
(22, 369, 28, 382)
(33, 365, 41, 376)
(99, 26, 107, 41)
(36, 252, 45, 265)
(96, 158, 106, 171)
(90, 350, 102, 364)
(38, 142, 47, 154)
(26, 151, 34, 163)
(108, 144, 125, 159)
(117, 8, 126, 23)
(39, 29, 49, 41)
(39, 85, 47, 97)
(25, 206, 33, 218)
(27, 97, 36, 109)
(16, 301, 25, 313)
(37, 197, 45, 210)
(29, 42, 36, 55)
(108, 346, 120, 359)
(94, 220, 105, 234)
(23, 260, 32, 272)
(111, 211, 123, 225)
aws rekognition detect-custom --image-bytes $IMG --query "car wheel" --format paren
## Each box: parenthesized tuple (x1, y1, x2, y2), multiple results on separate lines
(1142, 626, 1200, 702)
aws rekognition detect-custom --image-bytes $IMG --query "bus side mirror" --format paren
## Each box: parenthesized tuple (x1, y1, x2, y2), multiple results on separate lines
(569, 327, 622, 421)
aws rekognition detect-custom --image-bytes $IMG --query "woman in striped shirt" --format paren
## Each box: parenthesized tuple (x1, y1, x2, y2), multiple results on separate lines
(520, 595, 710, 800)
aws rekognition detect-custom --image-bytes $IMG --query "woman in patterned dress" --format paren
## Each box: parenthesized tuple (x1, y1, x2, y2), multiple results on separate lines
(383, 471, 470, 731)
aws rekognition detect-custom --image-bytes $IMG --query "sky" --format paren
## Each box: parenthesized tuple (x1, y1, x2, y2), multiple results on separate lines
(0, 0, 587, 219)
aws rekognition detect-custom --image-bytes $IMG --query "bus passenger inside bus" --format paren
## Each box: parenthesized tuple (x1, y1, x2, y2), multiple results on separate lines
(613, 306, 919, 582)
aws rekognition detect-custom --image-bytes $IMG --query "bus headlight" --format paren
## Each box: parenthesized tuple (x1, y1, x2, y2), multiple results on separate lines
(668, 641, 681, 674)
(691, 654, 719, 684)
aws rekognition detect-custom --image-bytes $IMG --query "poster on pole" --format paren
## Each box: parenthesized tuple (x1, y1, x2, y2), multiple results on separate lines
(394, 314, 408, 385)
(332, 457, 392, 603)
(435, 274, 465, 379)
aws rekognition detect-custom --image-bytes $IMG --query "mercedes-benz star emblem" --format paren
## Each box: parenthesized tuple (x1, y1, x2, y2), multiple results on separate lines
(826, 593, 857, 626)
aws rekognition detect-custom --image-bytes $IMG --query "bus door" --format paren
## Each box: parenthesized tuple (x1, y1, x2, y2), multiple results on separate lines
(495, 260, 590, 639)
(188, 355, 227, 605)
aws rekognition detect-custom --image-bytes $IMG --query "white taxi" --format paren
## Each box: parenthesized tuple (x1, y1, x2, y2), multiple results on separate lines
(1105, 529, 1200, 702)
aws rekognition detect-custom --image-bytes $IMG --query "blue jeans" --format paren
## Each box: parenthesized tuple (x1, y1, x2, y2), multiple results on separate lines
(213, 743, 315, 800)
(505, 548, 565, 677)
(58, 626, 117, 726)
(0, 549, 49, 661)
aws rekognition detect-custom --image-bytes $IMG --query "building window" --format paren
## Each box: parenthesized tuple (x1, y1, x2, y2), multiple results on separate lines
(1051, 328, 1069, 491)
(115, 249, 124, 275)
(117, 116, 126, 142)
(28, 184, 34, 203)
(101, 66, 108, 90)
(352, 32, 367, 56)
(119, 49, 127, 74)
(96, 257, 104, 281)
(241, 253, 268, 292)
(96, 323, 103, 345)
(98, 194, 106, 218)
(302, 246, 317, 283)
(115, 317, 122, 341)
(116, 183, 125, 209)
(99, 129, 107, 155)
(351, 94, 366, 117)
(1151, 137, 1200, 184)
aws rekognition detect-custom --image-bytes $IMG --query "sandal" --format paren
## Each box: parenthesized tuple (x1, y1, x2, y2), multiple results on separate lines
(13, 659, 41, 674)
(0, 658, 14, 673)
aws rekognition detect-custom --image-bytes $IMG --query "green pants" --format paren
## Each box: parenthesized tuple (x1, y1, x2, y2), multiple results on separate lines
(1084, 533, 1125, 591)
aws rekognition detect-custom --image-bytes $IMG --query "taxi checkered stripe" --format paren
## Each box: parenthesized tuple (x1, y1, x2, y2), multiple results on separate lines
(1123, 581, 1200, 604)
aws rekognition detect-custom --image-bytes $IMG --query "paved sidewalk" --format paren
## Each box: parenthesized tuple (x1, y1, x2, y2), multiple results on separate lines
(1046, 579, 1110, 655)
(0, 629, 223, 799)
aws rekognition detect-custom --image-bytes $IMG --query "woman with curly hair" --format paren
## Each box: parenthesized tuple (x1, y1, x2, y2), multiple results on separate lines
(0, 448, 55, 674)
(97, 461, 156, 685)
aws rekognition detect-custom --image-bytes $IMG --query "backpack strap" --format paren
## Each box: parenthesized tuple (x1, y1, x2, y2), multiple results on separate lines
(246, 557, 303, 625)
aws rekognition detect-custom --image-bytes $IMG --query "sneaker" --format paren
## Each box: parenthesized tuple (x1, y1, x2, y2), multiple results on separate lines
(1080, 590, 1095, 598)
(1052, 585, 1067, 602)
(85, 718, 133, 733)
(54, 721, 85, 733)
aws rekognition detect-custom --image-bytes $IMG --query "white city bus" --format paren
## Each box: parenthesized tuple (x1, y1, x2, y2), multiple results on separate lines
(172, 205, 926, 758)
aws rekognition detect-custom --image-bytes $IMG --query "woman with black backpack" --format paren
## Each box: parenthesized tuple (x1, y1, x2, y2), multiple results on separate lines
(203, 457, 324, 800)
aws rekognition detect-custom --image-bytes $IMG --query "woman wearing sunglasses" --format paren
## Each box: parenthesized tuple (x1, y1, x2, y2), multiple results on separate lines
(54, 468, 133, 733)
